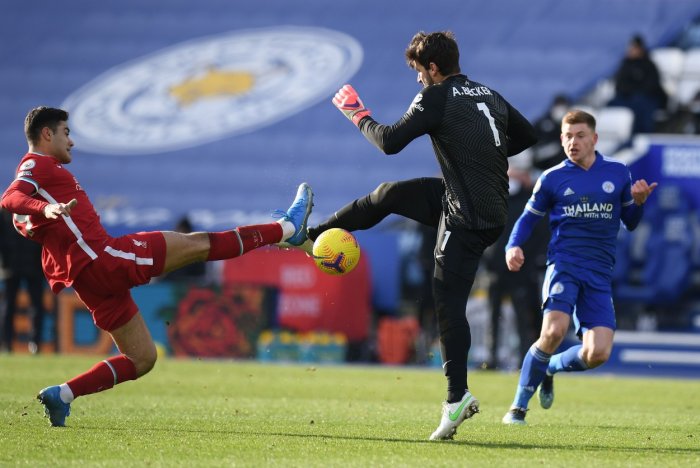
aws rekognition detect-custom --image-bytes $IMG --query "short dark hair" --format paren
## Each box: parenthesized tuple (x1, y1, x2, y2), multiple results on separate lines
(24, 107, 69, 144)
(630, 34, 646, 50)
(562, 109, 596, 132)
(405, 31, 460, 75)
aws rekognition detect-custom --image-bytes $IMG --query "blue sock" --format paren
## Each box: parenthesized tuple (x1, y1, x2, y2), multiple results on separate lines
(512, 345, 551, 409)
(547, 345, 589, 374)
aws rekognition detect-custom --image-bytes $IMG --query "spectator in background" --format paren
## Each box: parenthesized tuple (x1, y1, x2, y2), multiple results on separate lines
(0, 208, 47, 354)
(609, 34, 667, 134)
(531, 94, 571, 171)
(482, 163, 548, 370)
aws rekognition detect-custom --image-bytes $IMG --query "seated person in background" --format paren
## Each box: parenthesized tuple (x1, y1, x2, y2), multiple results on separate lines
(608, 34, 667, 134)
(531, 94, 571, 170)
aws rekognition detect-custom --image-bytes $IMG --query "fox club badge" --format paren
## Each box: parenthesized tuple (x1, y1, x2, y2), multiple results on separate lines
(63, 27, 363, 155)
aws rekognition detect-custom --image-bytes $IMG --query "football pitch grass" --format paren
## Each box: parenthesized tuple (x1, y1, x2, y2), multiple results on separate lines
(1, 355, 698, 467)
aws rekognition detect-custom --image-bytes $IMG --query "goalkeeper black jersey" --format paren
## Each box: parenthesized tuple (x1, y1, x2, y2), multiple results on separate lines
(357, 74, 537, 230)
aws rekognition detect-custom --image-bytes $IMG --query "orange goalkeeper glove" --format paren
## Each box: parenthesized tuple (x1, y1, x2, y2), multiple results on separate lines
(332, 84, 371, 126)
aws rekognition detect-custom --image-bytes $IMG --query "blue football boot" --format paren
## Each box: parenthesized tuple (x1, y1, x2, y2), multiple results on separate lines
(280, 183, 313, 246)
(538, 374, 554, 409)
(37, 385, 71, 427)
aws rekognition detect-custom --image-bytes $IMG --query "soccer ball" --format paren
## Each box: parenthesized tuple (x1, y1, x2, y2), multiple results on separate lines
(312, 228, 361, 276)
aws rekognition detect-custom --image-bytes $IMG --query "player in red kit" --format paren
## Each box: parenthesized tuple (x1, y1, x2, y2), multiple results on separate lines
(1, 107, 314, 426)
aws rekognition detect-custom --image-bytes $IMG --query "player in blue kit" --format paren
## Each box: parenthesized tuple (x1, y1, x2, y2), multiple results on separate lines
(501, 110, 657, 425)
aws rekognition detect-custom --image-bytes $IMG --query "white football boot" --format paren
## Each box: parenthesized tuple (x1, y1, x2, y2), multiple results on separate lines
(429, 391, 480, 441)
(501, 406, 528, 425)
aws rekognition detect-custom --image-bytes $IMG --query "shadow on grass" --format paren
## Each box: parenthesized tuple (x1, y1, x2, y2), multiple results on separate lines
(74, 425, 699, 454)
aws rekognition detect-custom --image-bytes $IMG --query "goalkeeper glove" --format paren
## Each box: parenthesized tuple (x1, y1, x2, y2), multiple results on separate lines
(332, 84, 371, 126)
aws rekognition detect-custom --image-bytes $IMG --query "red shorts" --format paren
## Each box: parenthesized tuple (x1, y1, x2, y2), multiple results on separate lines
(73, 231, 166, 332)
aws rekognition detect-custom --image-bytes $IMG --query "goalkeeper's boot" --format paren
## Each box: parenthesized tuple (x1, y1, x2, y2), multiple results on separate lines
(37, 385, 71, 427)
(502, 406, 527, 425)
(429, 391, 480, 441)
(538, 374, 554, 409)
(281, 183, 314, 246)
(276, 238, 314, 256)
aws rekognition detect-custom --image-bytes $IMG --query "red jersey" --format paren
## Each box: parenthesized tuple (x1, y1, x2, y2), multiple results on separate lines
(1, 152, 109, 292)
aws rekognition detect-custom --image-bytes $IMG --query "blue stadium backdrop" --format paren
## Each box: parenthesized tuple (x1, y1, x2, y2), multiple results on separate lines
(2, 0, 699, 375)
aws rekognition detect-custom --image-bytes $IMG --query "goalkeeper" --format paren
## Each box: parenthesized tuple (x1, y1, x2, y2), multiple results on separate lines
(288, 31, 537, 440)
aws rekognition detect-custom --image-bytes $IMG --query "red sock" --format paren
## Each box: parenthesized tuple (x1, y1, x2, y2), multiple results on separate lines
(66, 355, 138, 397)
(207, 223, 283, 261)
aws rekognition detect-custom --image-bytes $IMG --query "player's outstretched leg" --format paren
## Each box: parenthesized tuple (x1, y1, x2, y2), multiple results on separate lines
(429, 391, 480, 441)
(37, 386, 71, 427)
(538, 374, 554, 409)
(276, 237, 314, 256)
(279, 183, 314, 246)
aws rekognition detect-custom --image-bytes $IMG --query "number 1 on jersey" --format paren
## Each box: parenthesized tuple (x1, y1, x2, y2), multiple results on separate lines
(440, 230, 451, 252)
(477, 102, 501, 147)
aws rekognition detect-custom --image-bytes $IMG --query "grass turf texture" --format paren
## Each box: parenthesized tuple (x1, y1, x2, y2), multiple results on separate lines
(1, 355, 698, 467)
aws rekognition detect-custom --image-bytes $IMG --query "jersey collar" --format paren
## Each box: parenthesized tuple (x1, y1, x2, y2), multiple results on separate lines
(28, 151, 61, 164)
(564, 151, 600, 170)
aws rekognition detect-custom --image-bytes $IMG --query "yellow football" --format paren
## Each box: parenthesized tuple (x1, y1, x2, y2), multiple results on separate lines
(312, 228, 361, 276)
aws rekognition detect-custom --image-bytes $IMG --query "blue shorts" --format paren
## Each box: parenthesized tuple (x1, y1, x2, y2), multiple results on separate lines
(541, 262, 616, 336)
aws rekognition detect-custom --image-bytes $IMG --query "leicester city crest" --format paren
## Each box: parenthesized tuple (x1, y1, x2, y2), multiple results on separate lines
(62, 27, 363, 155)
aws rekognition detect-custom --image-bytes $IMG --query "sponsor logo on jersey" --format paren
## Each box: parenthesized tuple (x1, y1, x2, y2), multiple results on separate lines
(132, 239, 148, 248)
(411, 93, 424, 112)
(62, 27, 363, 155)
(563, 201, 614, 218)
(602, 181, 615, 193)
(12, 213, 34, 237)
(563, 187, 575, 196)
(20, 159, 35, 171)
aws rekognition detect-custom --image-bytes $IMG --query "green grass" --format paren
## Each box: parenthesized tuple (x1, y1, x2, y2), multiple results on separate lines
(1, 355, 698, 467)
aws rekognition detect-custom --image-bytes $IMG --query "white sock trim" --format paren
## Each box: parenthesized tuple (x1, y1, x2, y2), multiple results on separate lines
(59, 383, 74, 404)
(278, 220, 295, 241)
(103, 359, 118, 386)
(233, 229, 244, 255)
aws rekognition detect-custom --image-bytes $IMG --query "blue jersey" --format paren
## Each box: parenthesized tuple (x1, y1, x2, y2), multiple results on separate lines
(508, 152, 642, 276)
